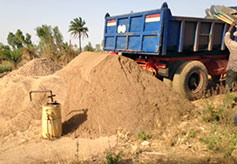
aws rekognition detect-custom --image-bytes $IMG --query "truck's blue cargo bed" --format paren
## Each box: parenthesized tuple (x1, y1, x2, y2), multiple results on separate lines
(103, 4, 229, 56)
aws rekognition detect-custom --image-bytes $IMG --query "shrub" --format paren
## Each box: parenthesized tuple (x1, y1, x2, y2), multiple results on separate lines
(137, 130, 151, 140)
(199, 122, 222, 151)
(188, 130, 196, 139)
(202, 93, 237, 124)
(105, 151, 123, 164)
(0, 64, 12, 73)
(202, 102, 222, 122)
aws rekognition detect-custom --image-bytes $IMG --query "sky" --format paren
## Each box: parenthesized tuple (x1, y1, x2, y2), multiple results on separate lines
(0, 0, 236, 48)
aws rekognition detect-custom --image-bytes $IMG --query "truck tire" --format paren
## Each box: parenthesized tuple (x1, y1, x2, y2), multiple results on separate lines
(173, 61, 208, 100)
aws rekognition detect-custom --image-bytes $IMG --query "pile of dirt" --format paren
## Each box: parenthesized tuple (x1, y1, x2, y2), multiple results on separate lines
(57, 52, 194, 137)
(0, 52, 194, 139)
(5, 58, 62, 77)
(0, 58, 65, 138)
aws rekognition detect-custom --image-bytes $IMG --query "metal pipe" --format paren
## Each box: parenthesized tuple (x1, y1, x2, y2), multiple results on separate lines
(29, 90, 55, 103)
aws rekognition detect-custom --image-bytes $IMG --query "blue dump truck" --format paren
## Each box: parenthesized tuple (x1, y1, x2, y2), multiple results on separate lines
(103, 3, 236, 100)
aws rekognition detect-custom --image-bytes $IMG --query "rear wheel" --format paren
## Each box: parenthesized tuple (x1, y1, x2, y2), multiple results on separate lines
(173, 61, 208, 100)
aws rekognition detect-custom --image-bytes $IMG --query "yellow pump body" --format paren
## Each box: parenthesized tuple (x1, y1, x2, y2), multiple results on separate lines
(42, 103, 62, 139)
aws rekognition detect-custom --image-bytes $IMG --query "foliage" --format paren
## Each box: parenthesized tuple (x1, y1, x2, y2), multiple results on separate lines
(224, 91, 236, 109)
(25, 33, 32, 46)
(0, 43, 11, 52)
(22, 45, 38, 60)
(202, 102, 222, 122)
(84, 42, 94, 52)
(0, 22, 85, 68)
(199, 122, 222, 151)
(36, 25, 64, 63)
(199, 122, 237, 159)
(200, 93, 237, 159)
(59, 42, 80, 65)
(2, 30, 36, 68)
(0, 64, 12, 73)
(0, 43, 10, 62)
(7, 29, 33, 49)
(105, 151, 123, 164)
(36, 24, 80, 65)
(53, 26, 63, 49)
(2, 49, 22, 69)
(7, 33, 15, 49)
(137, 129, 151, 140)
(188, 130, 196, 139)
(202, 93, 237, 123)
(69, 17, 89, 51)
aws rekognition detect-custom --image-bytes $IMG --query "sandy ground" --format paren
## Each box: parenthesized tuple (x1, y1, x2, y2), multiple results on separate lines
(0, 135, 117, 164)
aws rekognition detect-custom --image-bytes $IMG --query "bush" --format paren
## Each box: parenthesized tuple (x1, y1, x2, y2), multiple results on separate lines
(200, 93, 237, 159)
(105, 151, 123, 164)
(202, 93, 237, 124)
(199, 122, 222, 151)
(0, 64, 12, 73)
(188, 130, 196, 139)
(137, 129, 151, 140)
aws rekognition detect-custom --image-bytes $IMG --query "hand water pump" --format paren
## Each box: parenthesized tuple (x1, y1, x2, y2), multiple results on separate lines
(29, 90, 62, 139)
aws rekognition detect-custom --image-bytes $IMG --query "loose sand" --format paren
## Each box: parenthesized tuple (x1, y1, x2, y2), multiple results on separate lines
(0, 52, 194, 139)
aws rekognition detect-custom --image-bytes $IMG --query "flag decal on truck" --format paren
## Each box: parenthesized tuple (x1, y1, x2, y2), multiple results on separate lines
(107, 20, 116, 26)
(145, 13, 161, 23)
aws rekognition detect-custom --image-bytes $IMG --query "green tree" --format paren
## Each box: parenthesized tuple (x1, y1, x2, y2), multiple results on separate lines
(0, 43, 11, 63)
(36, 25, 63, 62)
(2, 49, 22, 69)
(14, 29, 25, 48)
(7, 30, 33, 49)
(22, 45, 38, 60)
(60, 42, 80, 65)
(53, 26, 63, 50)
(0, 43, 10, 52)
(84, 42, 94, 52)
(7, 30, 36, 62)
(25, 33, 33, 47)
(68, 17, 88, 52)
(7, 29, 28, 49)
(36, 24, 79, 65)
(7, 32, 16, 49)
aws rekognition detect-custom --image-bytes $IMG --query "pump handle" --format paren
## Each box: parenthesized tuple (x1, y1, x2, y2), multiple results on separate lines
(29, 90, 56, 103)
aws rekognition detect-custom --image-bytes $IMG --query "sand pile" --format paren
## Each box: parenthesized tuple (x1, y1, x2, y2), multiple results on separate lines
(0, 75, 67, 138)
(5, 58, 62, 77)
(0, 58, 65, 138)
(0, 52, 194, 139)
(57, 52, 194, 137)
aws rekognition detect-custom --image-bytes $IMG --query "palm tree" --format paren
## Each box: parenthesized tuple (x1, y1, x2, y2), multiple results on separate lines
(68, 17, 88, 52)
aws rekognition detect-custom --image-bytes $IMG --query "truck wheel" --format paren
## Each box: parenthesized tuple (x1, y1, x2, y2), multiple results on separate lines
(173, 61, 208, 100)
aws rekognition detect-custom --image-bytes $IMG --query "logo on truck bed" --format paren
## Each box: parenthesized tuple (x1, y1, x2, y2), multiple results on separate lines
(107, 20, 116, 26)
(145, 13, 161, 23)
(117, 25, 126, 33)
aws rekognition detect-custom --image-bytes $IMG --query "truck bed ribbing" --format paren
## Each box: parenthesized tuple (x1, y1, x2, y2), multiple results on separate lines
(103, 3, 236, 100)
(103, 3, 232, 56)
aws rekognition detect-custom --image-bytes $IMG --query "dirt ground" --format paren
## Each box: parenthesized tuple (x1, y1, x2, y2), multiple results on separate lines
(0, 52, 235, 164)
(0, 135, 117, 164)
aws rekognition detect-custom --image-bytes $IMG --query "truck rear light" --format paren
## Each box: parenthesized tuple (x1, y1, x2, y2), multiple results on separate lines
(157, 63, 167, 69)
